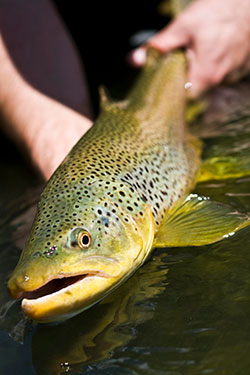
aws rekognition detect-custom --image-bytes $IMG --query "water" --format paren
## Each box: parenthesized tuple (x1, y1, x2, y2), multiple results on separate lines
(1, 80, 250, 375)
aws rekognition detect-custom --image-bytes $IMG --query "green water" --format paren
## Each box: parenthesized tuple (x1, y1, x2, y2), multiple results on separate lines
(1, 81, 250, 375)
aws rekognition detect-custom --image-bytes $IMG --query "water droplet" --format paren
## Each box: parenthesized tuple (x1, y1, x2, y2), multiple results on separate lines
(185, 82, 192, 90)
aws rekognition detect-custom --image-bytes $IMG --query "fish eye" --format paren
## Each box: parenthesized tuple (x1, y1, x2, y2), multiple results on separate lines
(78, 231, 92, 249)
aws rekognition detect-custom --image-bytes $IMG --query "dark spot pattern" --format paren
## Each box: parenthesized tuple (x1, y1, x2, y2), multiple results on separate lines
(26, 105, 199, 255)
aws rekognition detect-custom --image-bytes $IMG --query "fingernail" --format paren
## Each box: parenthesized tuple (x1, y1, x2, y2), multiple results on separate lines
(131, 48, 146, 66)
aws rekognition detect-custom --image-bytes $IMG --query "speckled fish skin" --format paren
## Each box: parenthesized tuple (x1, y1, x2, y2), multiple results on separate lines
(8, 51, 201, 322)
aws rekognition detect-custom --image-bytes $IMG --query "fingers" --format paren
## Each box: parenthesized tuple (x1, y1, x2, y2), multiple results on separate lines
(186, 49, 224, 98)
(147, 19, 191, 52)
(129, 18, 191, 67)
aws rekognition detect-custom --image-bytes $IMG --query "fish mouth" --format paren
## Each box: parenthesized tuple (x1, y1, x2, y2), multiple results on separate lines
(8, 255, 125, 322)
(18, 267, 123, 322)
(19, 271, 109, 300)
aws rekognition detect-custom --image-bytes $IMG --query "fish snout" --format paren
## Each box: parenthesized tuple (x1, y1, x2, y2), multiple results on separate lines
(8, 271, 32, 299)
(8, 266, 49, 300)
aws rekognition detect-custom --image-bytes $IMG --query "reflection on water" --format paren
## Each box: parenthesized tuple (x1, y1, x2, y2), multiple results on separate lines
(1, 80, 250, 374)
(32, 252, 168, 374)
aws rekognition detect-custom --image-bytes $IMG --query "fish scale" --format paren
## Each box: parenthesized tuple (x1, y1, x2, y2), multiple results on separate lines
(8, 51, 204, 322)
(32, 52, 198, 240)
(32, 122, 195, 246)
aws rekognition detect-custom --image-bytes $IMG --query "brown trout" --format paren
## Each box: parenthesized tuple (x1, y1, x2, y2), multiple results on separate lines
(7, 49, 250, 322)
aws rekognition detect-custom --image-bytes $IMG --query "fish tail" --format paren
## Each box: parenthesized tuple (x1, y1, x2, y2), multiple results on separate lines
(126, 49, 187, 129)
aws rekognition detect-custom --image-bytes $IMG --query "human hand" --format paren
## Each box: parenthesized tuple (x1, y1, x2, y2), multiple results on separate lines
(130, 0, 250, 98)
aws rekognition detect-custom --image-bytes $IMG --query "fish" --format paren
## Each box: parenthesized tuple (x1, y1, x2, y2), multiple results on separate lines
(7, 45, 250, 323)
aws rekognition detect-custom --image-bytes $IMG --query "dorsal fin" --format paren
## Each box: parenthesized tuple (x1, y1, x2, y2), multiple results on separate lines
(98, 86, 113, 110)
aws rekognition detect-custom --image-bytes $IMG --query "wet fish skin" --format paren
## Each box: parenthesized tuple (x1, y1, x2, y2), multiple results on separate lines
(7, 50, 201, 322)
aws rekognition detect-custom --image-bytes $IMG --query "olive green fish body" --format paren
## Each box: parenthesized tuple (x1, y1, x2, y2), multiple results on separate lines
(8, 51, 203, 321)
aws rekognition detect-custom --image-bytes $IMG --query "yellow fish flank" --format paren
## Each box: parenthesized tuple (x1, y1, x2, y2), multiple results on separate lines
(8, 50, 250, 322)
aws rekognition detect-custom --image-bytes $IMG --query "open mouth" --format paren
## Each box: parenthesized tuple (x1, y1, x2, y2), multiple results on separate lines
(20, 272, 109, 300)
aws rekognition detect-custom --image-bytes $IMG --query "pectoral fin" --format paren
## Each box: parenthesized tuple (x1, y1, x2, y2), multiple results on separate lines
(154, 194, 250, 248)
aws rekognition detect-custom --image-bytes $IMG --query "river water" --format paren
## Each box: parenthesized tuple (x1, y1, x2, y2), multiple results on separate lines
(1, 80, 250, 375)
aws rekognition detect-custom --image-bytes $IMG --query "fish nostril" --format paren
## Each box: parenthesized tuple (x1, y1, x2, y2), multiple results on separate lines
(8, 273, 28, 299)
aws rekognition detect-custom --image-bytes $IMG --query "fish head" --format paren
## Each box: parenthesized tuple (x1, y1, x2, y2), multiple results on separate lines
(8, 180, 154, 322)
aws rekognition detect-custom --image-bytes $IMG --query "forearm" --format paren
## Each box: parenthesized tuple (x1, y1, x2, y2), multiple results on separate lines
(0, 35, 92, 179)
(0, 34, 31, 148)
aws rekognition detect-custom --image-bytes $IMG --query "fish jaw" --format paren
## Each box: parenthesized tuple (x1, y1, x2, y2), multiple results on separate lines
(21, 272, 123, 322)
(8, 256, 125, 323)
(19, 251, 145, 323)
(8, 253, 121, 298)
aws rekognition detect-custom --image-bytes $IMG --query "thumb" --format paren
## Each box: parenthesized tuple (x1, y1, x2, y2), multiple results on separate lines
(147, 19, 191, 53)
(129, 19, 191, 67)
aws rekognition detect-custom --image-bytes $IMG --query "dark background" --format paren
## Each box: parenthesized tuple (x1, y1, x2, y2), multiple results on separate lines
(53, 0, 168, 110)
